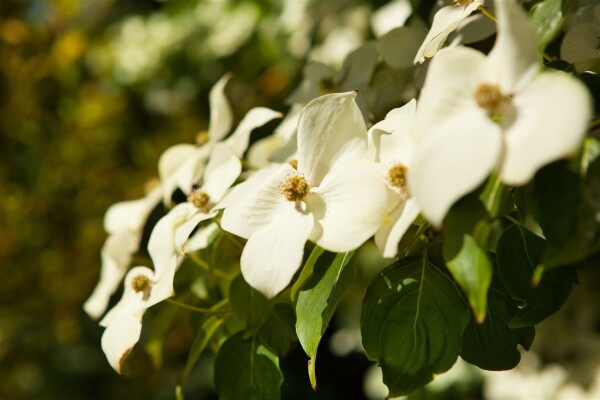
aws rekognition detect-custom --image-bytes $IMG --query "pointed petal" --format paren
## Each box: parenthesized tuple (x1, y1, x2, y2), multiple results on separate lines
(375, 197, 420, 258)
(368, 99, 417, 162)
(309, 159, 389, 252)
(202, 143, 242, 201)
(159, 145, 210, 201)
(104, 186, 161, 234)
(297, 92, 367, 185)
(84, 233, 140, 319)
(488, 0, 538, 93)
(408, 110, 502, 227)
(226, 107, 283, 157)
(241, 204, 313, 298)
(414, 3, 481, 63)
(101, 309, 143, 374)
(174, 209, 217, 255)
(208, 74, 233, 142)
(501, 71, 593, 185)
(413, 47, 487, 140)
(158, 144, 198, 203)
(184, 222, 219, 253)
(220, 164, 295, 239)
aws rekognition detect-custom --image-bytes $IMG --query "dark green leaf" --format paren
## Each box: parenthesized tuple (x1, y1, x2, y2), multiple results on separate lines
(180, 315, 226, 385)
(530, 0, 564, 50)
(295, 251, 355, 388)
(461, 282, 521, 371)
(496, 223, 575, 327)
(443, 193, 488, 261)
(229, 275, 273, 332)
(512, 326, 536, 351)
(258, 303, 297, 356)
(214, 333, 283, 400)
(361, 256, 470, 397)
(447, 235, 493, 322)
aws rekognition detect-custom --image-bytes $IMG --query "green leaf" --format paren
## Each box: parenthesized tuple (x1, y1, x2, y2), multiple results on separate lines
(446, 235, 493, 322)
(377, 27, 427, 69)
(443, 193, 489, 261)
(512, 326, 536, 351)
(180, 315, 226, 385)
(496, 223, 575, 327)
(214, 333, 283, 400)
(361, 256, 470, 397)
(295, 251, 355, 389)
(229, 275, 273, 332)
(291, 245, 325, 301)
(460, 281, 521, 370)
(530, 0, 564, 50)
(479, 174, 514, 218)
(258, 303, 297, 356)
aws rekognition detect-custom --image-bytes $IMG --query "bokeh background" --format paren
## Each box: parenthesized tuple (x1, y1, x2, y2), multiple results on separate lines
(2, 0, 600, 399)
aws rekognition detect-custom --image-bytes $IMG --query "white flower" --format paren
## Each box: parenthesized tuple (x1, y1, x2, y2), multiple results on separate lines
(99, 265, 173, 373)
(408, 0, 593, 227)
(414, 0, 484, 64)
(158, 74, 281, 204)
(83, 185, 162, 320)
(221, 92, 389, 298)
(368, 99, 421, 258)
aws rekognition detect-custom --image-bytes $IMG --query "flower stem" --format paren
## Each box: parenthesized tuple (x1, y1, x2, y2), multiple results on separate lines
(166, 298, 231, 314)
(478, 5, 496, 23)
(189, 252, 231, 279)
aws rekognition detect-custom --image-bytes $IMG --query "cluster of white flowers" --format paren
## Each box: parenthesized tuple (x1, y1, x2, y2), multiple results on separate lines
(86, 0, 593, 374)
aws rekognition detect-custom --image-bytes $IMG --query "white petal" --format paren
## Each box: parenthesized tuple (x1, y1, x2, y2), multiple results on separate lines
(184, 222, 219, 253)
(103, 185, 161, 234)
(408, 110, 502, 227)
(101, 309, 143, 374)
(202, 143, 242, 201)
(501, 71, 593, 185)
(100, 266, 154, 327)
(158, 144, 210, 202)
(369, 99, 418, 164)
(208, 74, 233, 142)
(84, 232, 140, 319)
(226, 107, 283, 157)
(220, 164, 296, 239)
(174, 209, 217, 255)
(561, 23, 600, 64)
(297, 92, 367, 185)
(371, 0, 413, 37)
(215, 164, 281, 211)
(241, 203, 313, 298)
(414, 3, 481, 63)
(413, 46, 487, 140)
(309, 159, 389, 252)
(487, 0, 538, 93)
(375, 197, 420, 258)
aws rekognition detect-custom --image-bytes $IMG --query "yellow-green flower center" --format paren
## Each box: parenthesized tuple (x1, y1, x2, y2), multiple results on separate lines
(188, 190, 211, 212)
(475, 83, 504, 116)
(281, 174, 310, 202)
(388, 163, 408, 190)
(131, 274, 152, 298)
(196, 130, 210, 146)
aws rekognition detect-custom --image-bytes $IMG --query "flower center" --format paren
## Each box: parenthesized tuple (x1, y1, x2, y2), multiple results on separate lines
(196, 130, 210, 146)
(388, 163, 408, 190)
(188, 190, 212, 212)
(281, 174, 310, 202)
(131, 274, 152, 299)
(474, 83, 504, 116)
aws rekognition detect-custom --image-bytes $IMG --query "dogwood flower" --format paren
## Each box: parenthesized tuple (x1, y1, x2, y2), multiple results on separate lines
(414, 0, 484, 63)
(408, 0, 593, 227)
(157, 74, 281, 204)
(99, 264, 173, 373)
(221, 91, 388, 298)
(368, 99, 421, 258)
(83, 185, 162, 319)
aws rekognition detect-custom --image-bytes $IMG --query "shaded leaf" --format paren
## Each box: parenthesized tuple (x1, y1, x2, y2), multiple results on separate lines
(361, 256, 470, 397)
(258, 302, 297, 356)
(530, 0, 564, 50)
(181, 315, 226, 385)
(214, 333, 283, 400)
(377, 27, 427, 69)
(229, 275, 273, 333)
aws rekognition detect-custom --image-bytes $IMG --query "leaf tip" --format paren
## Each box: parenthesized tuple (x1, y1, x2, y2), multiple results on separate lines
(532, 265, 545, 287)
(308, 357, 317, 390)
